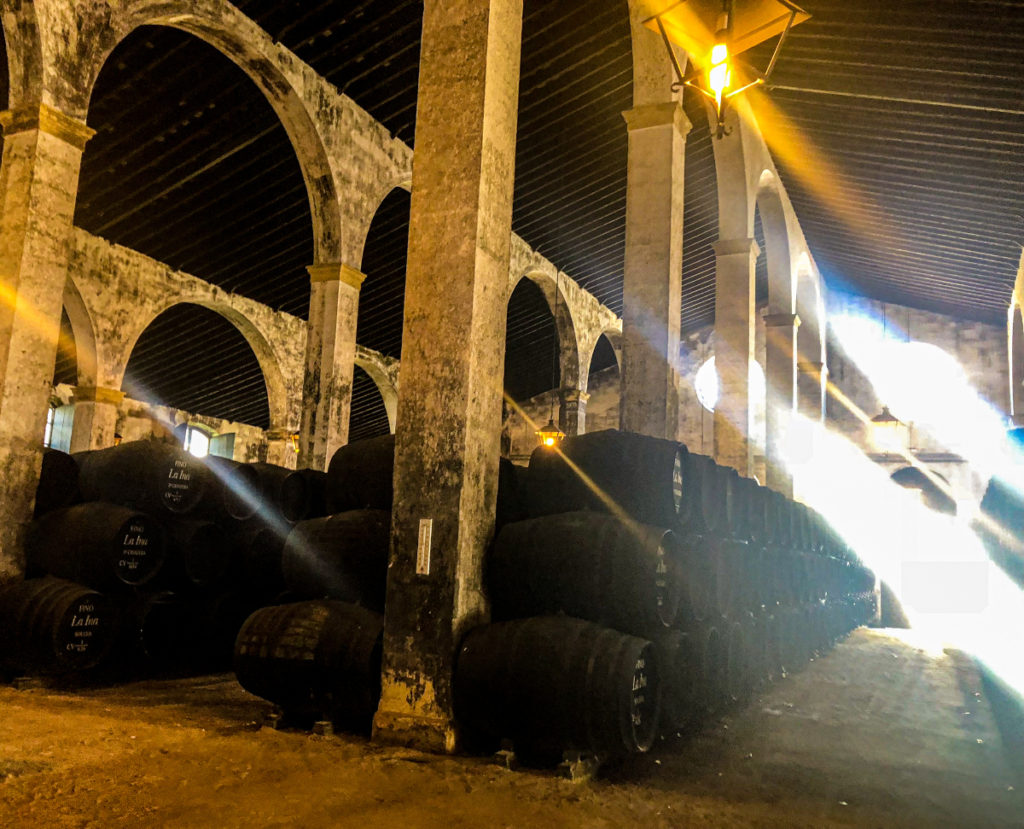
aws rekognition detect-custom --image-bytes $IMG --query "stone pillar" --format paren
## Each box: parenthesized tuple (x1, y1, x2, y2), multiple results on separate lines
(298, 263, 365, 471)
(265, 427, 297, 469)
(713, 238, 759, 475)
(559, 387, 590, 436)
(763, 313, 799, 497)
(798, 360, 827, 422)
(619, 103, 689, 441)
(69, 386, 125, 452)
(0, 104, 94, 582)
(373, 0, 523, 753)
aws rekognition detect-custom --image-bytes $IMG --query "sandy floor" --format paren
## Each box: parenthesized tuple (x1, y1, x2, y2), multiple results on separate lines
(1, 628, 1021, 828)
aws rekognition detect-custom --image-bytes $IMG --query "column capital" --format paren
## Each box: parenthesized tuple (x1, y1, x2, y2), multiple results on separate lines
(713, 237, 761, 259)
(622, 101, 691, 136)
(797, 360, 828, 377)
(307, 262, 366, 290)
(560, 387, 591, 405)
(265, 426, 296, 441)
(0, 103, 95, 151)
(763, 312, 801, 329)
(72, 386, 124, 405)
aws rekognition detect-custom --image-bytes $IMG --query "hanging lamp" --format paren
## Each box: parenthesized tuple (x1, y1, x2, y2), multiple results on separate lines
(640, 0, 810, 137)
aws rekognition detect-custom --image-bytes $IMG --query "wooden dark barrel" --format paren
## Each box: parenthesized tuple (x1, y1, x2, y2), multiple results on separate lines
(724, 620, 748, 703)
(523, 429, 689, 529)
(292, 468, 329, 519)
(691, 623, 725, 712)
(159, 520, 231, 590)
(248, 462, 310, 524)
(281, 509, 391, 610)
(234, 600, 383, 729)
(694, 455, 727, 536)
(489, 512, 684, 638)
(653, 629, 701, 732)
(229, 525, 288, 597)
(454, 616, 661, 756)
(721, 467, 750, 541)
(744, 479, 769, 546)
(495, 457, 524, 531)
(74, 441, 210, 516)
(202, 457, 261, 521)
(26, 503, 166, 591)
(125, 591, 206, 668)
(0, 577, 118, 673)
(34, 449, 80, 518)
(326, 434, 395, 513)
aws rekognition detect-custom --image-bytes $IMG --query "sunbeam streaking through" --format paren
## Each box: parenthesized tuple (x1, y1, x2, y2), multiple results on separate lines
(781, 412, 1024, 695)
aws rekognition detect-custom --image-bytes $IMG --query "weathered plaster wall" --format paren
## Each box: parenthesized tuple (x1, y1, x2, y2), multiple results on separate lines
(67, 229, 306, 431)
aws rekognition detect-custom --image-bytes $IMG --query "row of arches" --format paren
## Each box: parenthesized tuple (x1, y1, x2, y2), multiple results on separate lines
(3, 0, 827, 479)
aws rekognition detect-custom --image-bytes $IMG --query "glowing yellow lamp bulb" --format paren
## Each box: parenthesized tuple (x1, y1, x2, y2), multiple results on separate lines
(543, 436, 556, 447)
(708, 42, 730, 108)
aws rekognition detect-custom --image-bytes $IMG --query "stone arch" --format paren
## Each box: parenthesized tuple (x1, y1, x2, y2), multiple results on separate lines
(1010, 303, 1024, 419)
(117, 299, 290, 430)
(511, 270, 581, 393)
(756, 169, 795, 314)
(582, 327, 623, 391)
(353, 175, 414, 274)
(795, 250, 826, 364)
(60, 276, 99, 388)
(354, 347, 399, 433)
(0, 2, 44, 110)
(64, 0, 342, 266)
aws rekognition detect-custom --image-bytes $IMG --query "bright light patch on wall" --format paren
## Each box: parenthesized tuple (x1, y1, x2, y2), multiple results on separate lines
(695, 356, 766, 412)
(783, 413, 1024, 696)
(831, 312, 1015, 486)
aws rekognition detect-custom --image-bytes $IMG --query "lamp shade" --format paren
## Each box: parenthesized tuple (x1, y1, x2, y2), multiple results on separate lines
(536, 418, 565, 448)
(870, 406, 909, 453)
(639, 0, 810, 66)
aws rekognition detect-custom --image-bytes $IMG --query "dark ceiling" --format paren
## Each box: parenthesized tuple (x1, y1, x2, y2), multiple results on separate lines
(1, 0, 1021, 437)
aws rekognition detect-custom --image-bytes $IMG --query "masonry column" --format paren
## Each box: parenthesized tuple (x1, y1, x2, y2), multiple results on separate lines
(619, 102, 689, 440)
(713, 238, 759, 474)
(798, 360, 827, 423)
(373, 0, 523, 752)
(69, 386, 124, 452)
(265, 427, 297, 468)
(0, 104, 94, 582)
(763, 313, 799, 497)
(559, 387, 590, 436)
(299, 263, 364, 471)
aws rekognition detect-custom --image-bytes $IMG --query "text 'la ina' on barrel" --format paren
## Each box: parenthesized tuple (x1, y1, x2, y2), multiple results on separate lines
(0, 577, 118, 674)
(26, 502, 166, 592)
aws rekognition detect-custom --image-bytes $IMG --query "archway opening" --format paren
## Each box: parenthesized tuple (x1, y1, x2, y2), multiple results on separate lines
(358, 188, 411, 360)
(349, 365, 392, 443)
(1012, 306, 1023, 417)
(586, 332, 620, 433)
(681, 87, 719, 333)
(76, 26, 314, 316)
(123, 303, 270, 430)
(504, 278, 559, 405)
(513, 1, 631, 314)
(53, 309, 78, 389)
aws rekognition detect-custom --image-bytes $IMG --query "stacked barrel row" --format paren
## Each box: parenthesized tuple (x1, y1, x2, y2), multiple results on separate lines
(231, 437, 525, 731)
(0, 440, 339, 680)
(454, 429, 876, 759)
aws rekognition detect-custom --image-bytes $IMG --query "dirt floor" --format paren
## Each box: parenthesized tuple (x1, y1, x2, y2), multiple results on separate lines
(1, 628, 1021, 828)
